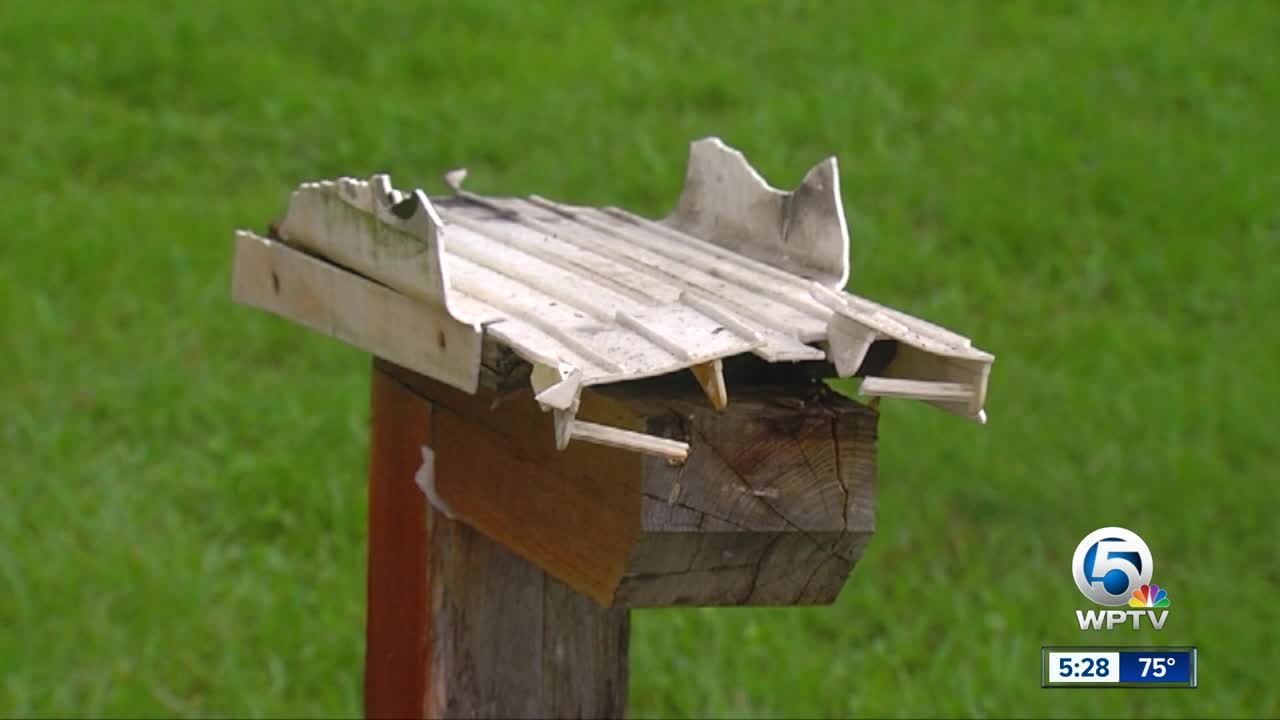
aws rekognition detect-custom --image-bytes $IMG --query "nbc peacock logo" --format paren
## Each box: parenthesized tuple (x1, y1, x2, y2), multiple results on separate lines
(1072, 527, 1172, 631)
(1129, 584, 1170, 609)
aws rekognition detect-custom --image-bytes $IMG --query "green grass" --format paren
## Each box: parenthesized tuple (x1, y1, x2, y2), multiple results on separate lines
(2, 0, 1278, 716)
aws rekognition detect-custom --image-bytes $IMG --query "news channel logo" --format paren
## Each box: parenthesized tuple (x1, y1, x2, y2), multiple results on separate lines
(1072, 527, 1172, 631)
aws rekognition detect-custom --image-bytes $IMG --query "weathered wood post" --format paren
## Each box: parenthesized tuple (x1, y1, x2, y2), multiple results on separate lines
(364, 355, 874, 718)
(230, 137, 993, 718)
(366, 358, 630, 718)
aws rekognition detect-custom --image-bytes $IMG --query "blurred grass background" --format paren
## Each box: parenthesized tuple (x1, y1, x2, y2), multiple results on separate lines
(2, 0, 1278, 717)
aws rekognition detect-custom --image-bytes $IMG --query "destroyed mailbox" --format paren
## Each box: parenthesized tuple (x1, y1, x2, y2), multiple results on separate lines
(231, 137, 992, 717)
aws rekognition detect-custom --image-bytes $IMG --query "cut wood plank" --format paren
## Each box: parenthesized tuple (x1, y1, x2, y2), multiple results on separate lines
(231, 231, 482, 393)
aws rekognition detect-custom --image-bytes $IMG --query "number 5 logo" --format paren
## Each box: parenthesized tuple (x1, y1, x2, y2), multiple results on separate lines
(1072, 527, 1153, 606)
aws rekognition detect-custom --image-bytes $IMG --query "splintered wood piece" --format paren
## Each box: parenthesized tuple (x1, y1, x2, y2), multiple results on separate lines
(663, 137, 851, 287)
(368, 362, 628, 719)
(690, 358, 728, 410)
(377, 359, 877, 608)
(232, 231, 483, 393)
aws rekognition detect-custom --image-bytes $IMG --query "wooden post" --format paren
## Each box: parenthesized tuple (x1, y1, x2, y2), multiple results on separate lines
(366, 359, 629, 719)
(366, 354, 876, 717)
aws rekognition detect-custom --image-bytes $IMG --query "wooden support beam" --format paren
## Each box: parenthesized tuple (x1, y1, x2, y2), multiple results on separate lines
(366, 361, 629, 719)
(377, 358, 877, 609)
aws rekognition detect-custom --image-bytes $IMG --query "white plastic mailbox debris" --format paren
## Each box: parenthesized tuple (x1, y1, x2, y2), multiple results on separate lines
(232, 137, 993, 459)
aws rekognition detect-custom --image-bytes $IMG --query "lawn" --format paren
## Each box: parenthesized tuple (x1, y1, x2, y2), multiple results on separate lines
(2, 0, 1278, 717)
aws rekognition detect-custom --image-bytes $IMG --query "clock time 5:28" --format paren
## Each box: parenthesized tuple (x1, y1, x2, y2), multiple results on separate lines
(1049, 652, 1120, 684)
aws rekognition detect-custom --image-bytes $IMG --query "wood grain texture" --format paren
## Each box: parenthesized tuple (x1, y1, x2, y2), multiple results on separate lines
(369, 360, 629, 719)
(379, 360, 878, 609)
(381, 358, 645, 605)
(426, 512, 629, 719)
(619, 384, 877, 606)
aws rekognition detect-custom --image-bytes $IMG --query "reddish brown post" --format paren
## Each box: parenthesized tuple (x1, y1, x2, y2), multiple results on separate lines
(365, 358, 630, 719)
(365, 362, 432, 718)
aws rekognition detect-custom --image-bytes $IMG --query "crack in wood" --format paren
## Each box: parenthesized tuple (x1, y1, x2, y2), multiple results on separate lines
(683, 532, 706, 574)
(749, 539, 827, 598)
(620, 563, 761, 583)
(693, 426, 851, 562)
(640, 491, 755, 533)
(829, 415, 849, 571)
(739, 534, 781, 603)
(830, 418, 849, 532)
(791, 549, 832, 603)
